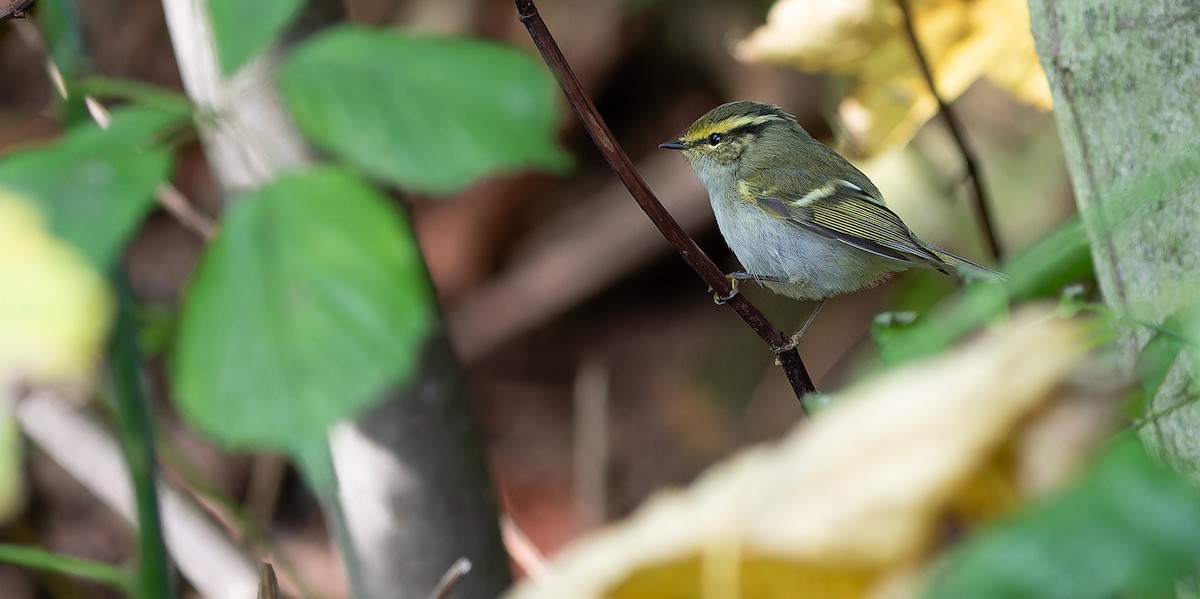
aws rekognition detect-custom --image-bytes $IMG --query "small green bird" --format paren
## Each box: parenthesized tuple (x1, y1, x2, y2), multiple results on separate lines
(660, 101, 997, 345)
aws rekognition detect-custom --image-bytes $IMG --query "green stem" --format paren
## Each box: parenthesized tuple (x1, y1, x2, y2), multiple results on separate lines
(0, 543, 131, 592)
(109, 275, 173, 599)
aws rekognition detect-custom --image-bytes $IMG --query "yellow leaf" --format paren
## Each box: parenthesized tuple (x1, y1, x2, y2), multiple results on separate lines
(0, 190, 113, 387)
(736, 0, 1052, 156)
(608, 557, 879, 599)
(505, 310, 1117, 599)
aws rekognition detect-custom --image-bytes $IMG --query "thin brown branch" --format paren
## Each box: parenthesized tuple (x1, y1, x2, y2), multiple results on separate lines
(0, 0, 35, 21)
(895, 0, 1004, 261)
(514, 0, 816, 406)
(449, 153, 709, 362)
(155, 182, 217, 240)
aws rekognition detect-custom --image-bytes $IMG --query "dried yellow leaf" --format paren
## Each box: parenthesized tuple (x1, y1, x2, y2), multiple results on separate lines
(505, 310, 1115, 599)
(736, 0, 1052, 156)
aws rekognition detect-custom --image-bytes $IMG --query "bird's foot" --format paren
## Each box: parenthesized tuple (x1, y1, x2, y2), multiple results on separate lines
(772, 300, 827, 361)
(712, 273, 743, 305)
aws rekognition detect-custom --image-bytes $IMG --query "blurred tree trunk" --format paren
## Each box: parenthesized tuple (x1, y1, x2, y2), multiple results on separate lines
(1027, 0, 1200, 474)
(161, 1, 511, 597)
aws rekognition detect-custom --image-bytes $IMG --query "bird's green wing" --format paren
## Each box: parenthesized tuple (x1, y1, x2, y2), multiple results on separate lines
(747, 178, 949, 272)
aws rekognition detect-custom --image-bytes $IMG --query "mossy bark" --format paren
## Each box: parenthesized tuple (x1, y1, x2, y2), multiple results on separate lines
(1027, 0, 1200, 475)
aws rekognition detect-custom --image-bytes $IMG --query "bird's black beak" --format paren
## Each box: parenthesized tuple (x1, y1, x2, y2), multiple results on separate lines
(658, 139, 687, 150)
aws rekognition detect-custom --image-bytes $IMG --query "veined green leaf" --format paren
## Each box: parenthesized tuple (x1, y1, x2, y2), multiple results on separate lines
(923, 437, 1200, 599)
(280, 26, 569, 194)
(173, 168, 434, 464)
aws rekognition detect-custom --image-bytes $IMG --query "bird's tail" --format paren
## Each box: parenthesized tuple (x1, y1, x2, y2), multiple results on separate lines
(930, 245, 1006, 282)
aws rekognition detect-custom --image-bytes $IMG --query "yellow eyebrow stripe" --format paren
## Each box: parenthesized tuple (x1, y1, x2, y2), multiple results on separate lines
(683, 113, 784, 144)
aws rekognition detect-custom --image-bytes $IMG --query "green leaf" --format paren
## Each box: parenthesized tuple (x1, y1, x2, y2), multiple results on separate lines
(173, 168, 433, 460)
(878, 217, 1094, 365)
(1134, 315, 1193, 412)
(208, 0, 303, 75)
(923, 437, 1200, 599)
(0, 105, 184, 269)
(869, 310, 918, 346)
(280, 26, 570, 194)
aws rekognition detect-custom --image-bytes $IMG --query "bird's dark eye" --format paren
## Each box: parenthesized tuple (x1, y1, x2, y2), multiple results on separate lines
(707, 133, 724, 146)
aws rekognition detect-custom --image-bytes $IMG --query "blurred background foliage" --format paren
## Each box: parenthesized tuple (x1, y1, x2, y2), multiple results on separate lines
(1, 0, 1194, 597)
